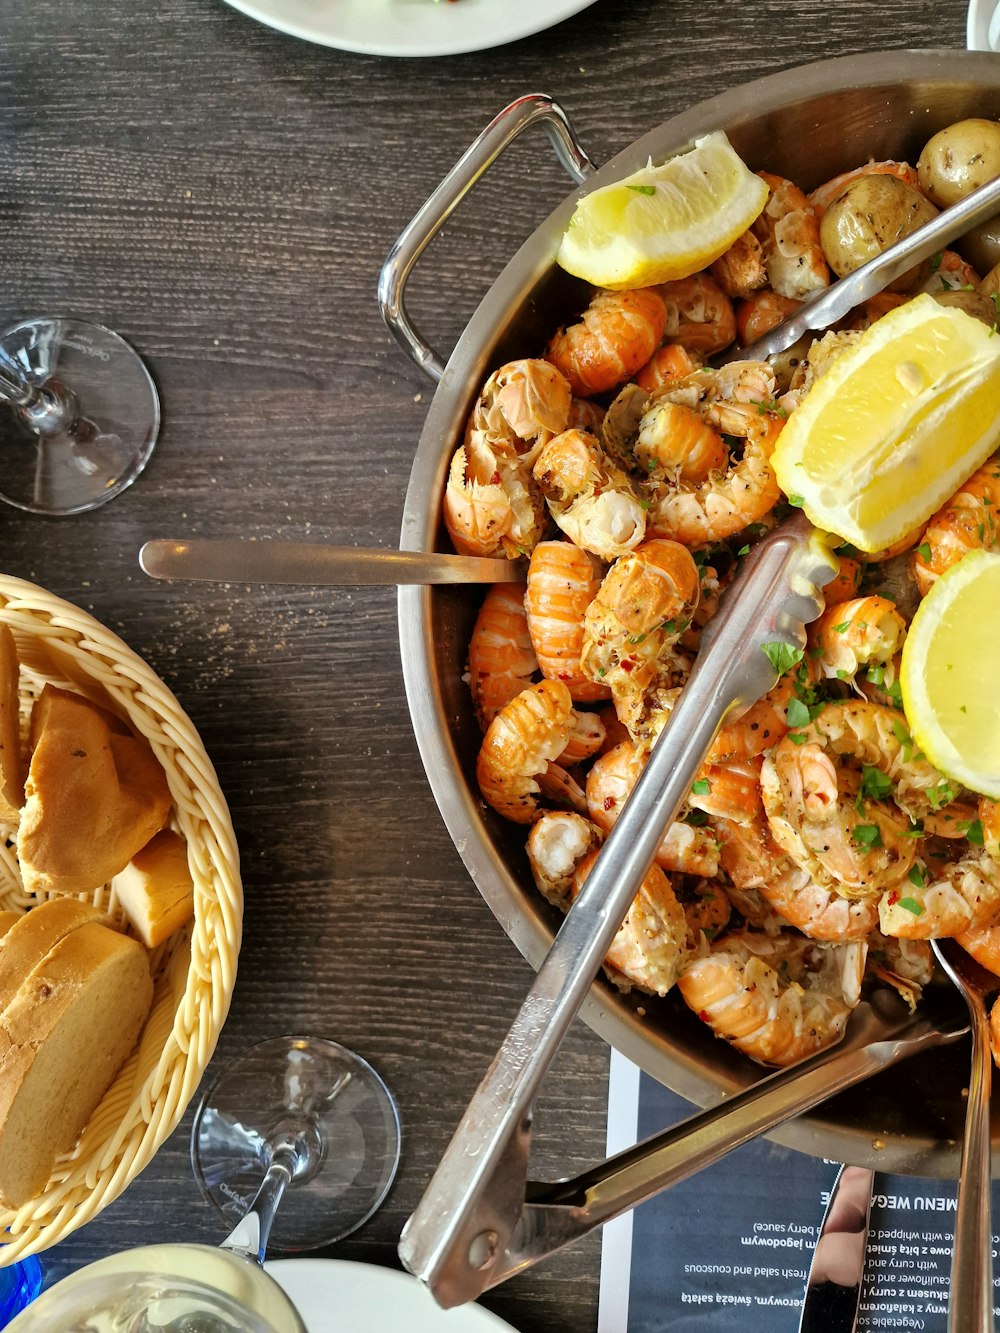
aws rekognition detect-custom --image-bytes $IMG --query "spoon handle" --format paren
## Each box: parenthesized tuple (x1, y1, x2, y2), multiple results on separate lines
(950, 996, 995, 1333)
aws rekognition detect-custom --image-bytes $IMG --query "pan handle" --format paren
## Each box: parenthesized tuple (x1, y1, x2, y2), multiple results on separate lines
(377, 93, 596, 382)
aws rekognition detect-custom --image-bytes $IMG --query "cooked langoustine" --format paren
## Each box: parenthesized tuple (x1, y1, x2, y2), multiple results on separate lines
(524, 540, 610, 703)
(443, 435, 546, 559)
(752, 172, 830, 301)
(476, 679, 586, 825)
(644, 400, 783, 547)
(762, 735, 918, 895)
(586, 739, 720, 878)
(544, 287, 667, 397)
(657, 274, 737, 356)
(466, 358, 573, 465)
(716, 816, 880, 941)
(526, 810, 603, 909)
(809, 595, 907, 681)
(573, 848, 690, 996)
(635, 400, 729, 486)
(579, 538, 700, 733)
(633, 344, 701, 395)
(709, 229, 768, 301)
(532, 429, 647, 561)
(735, 290, 802, 345)
(676, 930, 866, 1066)
(467, 582, 538, 729)
(911, 451, 1000, 595)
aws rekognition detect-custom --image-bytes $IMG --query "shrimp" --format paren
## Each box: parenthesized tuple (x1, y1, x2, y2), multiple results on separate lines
(677, 930, 866, 1066)
(809, 596, 907, 681)
(567, 397, 606, 434)
(586, 740, 721, 878)
(865, 931, 935, 1009)
(524, 540, 610, 703)
(635, 400, 728, 485)
(716, 817, 880, 940)
(955, 922, 1000, 979)
(476, 679, 586, 824)
(911, 452, 1000, 595)
(657, 274, 737, 357)
(763, 738, 917, 895)
(443, 435, 546, 559)
(844, 291, 908, 333)
(580, 539, 700, 732)
(917, 248, 981, 293)
(466, 358, 572, 466)
(806, 160, 922, 218)
(644, 403, 783, 547)
(880, 846, 1000, 939)
(532, 429, 647, 561)
(634, 344, 701, 395)
(752, 172, 830, 301)
(545, 288, 667, 397)
(709, 229, 768, 301)
(674, 877, 732, 946)
(467, 582, 538, 729)
(824, 554, 863, 606)
(687, 758, 763, 826)
(572, 849, 690, 996)
(559, 709, 607, 766)
(526, 810, 602, 909)
(736, 291, 801, 346)
(705, 674, 797, 765)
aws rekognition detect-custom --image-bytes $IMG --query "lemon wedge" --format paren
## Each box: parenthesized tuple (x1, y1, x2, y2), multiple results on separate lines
(555, 132, 769, 290)
(771, 294, 1000, 552)
(900, 549, 1000, 798)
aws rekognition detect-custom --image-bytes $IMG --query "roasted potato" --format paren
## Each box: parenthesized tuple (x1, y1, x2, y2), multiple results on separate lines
(819, 175, 938, 291)
(931, 288, 997, 328)
(917, 117, 1000, 207)
(957, 214, 1000, 275)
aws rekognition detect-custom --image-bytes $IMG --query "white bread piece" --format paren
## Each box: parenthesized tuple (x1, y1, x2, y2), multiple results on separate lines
(0, 920, 152, 1206)
(111, 829, 194, 948)
(17, 685, 172, 896)
(0, 625, 23, 826)
(0, 898, 106, 1015)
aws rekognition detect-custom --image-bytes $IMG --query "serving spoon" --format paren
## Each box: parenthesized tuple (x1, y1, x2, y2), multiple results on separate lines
(930, 937, 1000, 1333)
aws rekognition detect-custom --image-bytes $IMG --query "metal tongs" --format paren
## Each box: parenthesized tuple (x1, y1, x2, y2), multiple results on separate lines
(400, 169, 1000, 1310)
(398, 519, 969, 1306)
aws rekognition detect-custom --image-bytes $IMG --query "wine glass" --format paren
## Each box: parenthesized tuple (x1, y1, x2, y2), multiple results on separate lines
(5, 1035, 401, 1330)
(0, 314, 159, 515)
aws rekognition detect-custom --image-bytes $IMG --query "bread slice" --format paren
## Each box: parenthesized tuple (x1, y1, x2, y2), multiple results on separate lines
(17, 686, 172, 896)
(0, 920, 152, 1206)
(0, 898, 106, 1015)
(0, 912, 20, 943)
(111, 829, 194, 949)
(0, 625, 24, 826)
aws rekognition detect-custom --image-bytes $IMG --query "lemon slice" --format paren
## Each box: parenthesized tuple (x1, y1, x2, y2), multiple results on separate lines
(899, 549, 1000, 798)
(555, 132, 769, 290)
(771, 294, 1000, 552)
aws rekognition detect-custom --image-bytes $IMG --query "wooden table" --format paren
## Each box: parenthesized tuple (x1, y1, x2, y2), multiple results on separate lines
(0, 1, 972, 1327)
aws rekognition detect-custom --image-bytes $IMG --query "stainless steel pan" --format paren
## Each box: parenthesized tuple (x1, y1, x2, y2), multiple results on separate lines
(382, 50, 1000, 1176)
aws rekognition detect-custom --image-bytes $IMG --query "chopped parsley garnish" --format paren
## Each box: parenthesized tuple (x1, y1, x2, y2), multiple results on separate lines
(785, 696, 811, 728)
(761, 642, 804, 675)
(908, 865, 926, 889)
(627, 184, 656, 195)
(860, 765, 893, 801)
(897, 896, 925, 916)
(853, 823, 883, 848)
(690, 778, 711, 796)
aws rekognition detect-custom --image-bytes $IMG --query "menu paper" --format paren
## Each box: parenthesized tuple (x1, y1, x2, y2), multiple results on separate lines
(597, 1049, 1000, 1331)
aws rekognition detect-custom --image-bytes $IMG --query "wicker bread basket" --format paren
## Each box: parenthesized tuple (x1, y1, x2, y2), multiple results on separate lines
(0, 574, 242, 1261)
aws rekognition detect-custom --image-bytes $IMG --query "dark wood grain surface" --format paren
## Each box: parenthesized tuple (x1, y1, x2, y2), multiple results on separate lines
(0, 1, 971, 1328)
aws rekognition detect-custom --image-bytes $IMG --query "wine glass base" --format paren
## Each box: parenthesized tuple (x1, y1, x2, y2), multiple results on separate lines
(192, 1036, 401, 1253)
(0, 316, 159, 515)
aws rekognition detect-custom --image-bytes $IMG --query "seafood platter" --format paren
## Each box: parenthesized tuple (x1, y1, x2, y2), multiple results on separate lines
(391, 49, 1000, 1175)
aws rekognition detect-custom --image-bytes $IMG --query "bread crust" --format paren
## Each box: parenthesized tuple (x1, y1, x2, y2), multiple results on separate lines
(0, 626, 24, 826)
(17, 686, 171, 895)
(0, 920, 152, 1206)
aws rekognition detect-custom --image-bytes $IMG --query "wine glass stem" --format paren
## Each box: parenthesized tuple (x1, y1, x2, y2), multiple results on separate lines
(219, 1146, 296, 1267)
(0, 353, 78, 433)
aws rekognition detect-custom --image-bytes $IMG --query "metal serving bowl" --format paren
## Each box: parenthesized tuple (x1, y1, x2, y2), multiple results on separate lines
(389, 49, 1000, 1176)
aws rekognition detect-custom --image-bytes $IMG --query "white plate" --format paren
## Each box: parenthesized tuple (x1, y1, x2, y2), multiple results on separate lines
(221, 0, 598, 57)
(967, 0, 999, 49)
(265, 1259, 521, 1332)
